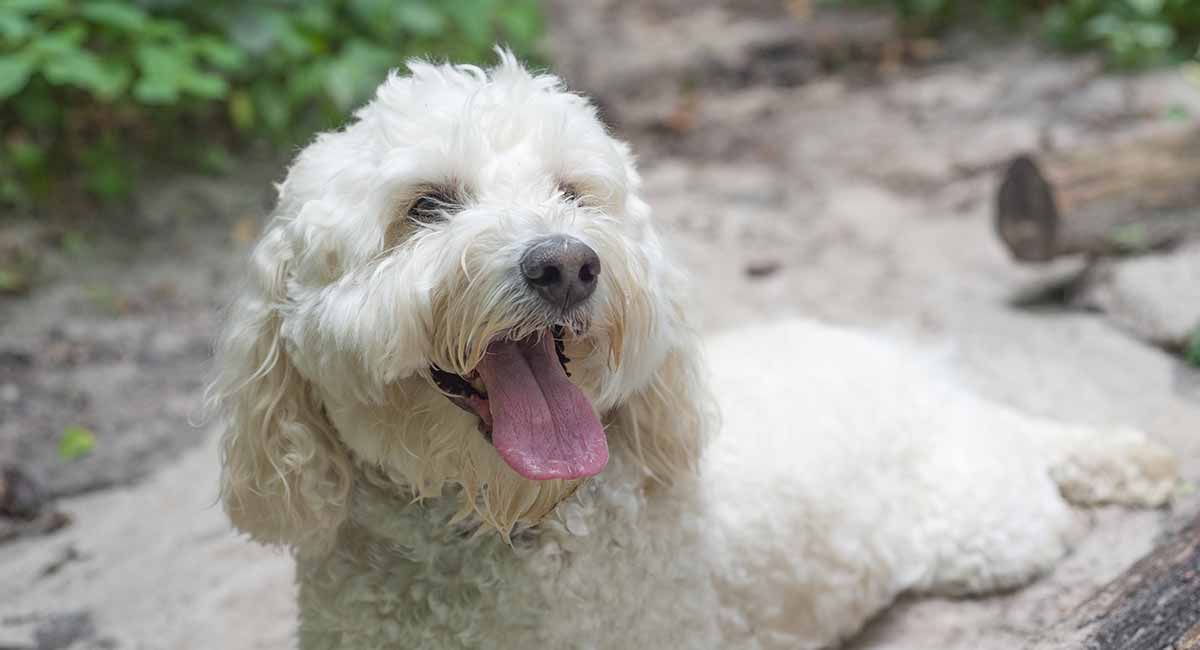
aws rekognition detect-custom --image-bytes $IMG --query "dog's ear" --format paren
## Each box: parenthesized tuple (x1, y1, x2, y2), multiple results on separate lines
(207, 226, 353, 552)
(609, 330, 714, 487)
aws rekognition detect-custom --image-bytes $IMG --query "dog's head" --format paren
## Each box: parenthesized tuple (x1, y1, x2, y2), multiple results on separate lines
(208, 51, 709, 549)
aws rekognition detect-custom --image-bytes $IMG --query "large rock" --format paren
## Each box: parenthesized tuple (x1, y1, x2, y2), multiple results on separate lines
(1080, 243, 1200, 346)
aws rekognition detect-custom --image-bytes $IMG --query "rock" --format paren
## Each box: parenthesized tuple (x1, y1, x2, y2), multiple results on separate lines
(33, 610, 95, 650)
(1080, 242, 1200, 346)
(0, 464, 45, 520)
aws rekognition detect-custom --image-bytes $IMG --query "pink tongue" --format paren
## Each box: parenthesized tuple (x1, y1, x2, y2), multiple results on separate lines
(476, 334, 608, 480)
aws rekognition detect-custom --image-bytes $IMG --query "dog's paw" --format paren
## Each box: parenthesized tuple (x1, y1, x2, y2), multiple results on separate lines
(1050, 428, 1179, 508)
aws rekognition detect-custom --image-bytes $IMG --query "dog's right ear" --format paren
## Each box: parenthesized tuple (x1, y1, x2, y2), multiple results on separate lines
(207, 226, 353, 552)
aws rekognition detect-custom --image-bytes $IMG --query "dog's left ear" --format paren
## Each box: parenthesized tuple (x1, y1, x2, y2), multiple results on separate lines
(207, 226, 354, 553)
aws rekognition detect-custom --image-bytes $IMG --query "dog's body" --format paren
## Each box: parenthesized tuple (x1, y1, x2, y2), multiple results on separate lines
(291, 320, 1173, 649)
(211, 54, 1177, 649)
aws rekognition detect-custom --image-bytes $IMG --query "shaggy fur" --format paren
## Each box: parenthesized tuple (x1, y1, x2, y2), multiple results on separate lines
(209, 52, 1179, 649)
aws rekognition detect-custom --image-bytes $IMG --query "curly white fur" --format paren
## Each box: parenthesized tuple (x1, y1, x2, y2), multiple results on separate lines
(209, 51, 1179, 649)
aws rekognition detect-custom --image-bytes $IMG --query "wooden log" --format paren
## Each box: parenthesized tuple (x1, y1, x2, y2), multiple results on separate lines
(995, 128, 1200, 262)
(1030, 511, 1200, 650)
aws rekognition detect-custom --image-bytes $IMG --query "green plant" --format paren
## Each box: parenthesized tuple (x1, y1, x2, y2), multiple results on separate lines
(0, 0, 544, 207)
(827, 0, 1200, 69)
(823, 0, 1049, 33)
(1043, 0, 1200, 68)
(58, 425, 96, 460)
(1185, 327, 1200, 367)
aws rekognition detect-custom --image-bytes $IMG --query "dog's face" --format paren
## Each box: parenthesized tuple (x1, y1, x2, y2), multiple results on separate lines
(211, 53, 707, 546)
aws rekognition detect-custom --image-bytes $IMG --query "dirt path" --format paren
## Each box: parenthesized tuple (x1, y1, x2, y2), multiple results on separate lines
(3, 3, 1199, 648)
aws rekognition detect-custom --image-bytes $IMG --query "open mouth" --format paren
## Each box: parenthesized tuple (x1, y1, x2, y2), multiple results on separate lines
(430, 327, 608, 481)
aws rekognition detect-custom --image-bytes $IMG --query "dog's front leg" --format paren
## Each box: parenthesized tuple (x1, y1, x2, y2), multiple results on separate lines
(909, 401, 1177, 598)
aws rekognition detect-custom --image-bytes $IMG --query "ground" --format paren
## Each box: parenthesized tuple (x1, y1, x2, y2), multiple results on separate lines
(1, 2, 1199, 648)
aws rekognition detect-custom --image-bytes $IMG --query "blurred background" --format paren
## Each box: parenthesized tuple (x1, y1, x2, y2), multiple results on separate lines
(1, 1, 1199, 648)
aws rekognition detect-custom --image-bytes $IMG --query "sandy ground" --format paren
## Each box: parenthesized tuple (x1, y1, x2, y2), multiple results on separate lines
(2, 2, 1199, 648)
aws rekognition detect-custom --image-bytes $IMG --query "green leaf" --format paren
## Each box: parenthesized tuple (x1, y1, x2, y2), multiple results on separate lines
(324, 40, 393, 111)
(1086, 14, 1124, 39)
(252, 84, 291, 132)
(499, 3, 542, 48)
(228, 89, 255, 130)
(6, 138, 45, 169)
(1133, 21, 1175, 50)
(79, 2, 148, 32)
(0, 55, 34, 98)
(43, 50, 131, 100)
(0, 11, 34, 45)
(395, 2, 447, 36)
(287, 62, 328, 103)
(1186, 329, 1200, 367)
(228, 8, 309, 57)
(28, 23, 87, 59)
(269, 14, 314, 58)
(348, 0, 393, 33)
(179, 70, 228, 99)
(134, 43, 187, 104)
(141, 17, 186, 40)
(297, 3, 335, 31)
(135, 43, 182, 75)
(5, 0, 65, 13)
(1128, 0, 1166, 16)
(59, 425, 96, 461)
(446, 0, 496, 48)
(193, 36, 246, 71)
(133, 76, 178, 103)
(10, 85, 59, 128)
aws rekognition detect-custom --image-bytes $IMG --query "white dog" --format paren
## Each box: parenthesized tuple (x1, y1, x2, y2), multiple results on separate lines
(209, 52, 1178, 649)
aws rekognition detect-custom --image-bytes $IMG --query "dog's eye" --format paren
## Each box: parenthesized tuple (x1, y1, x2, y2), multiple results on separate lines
(408, 189, 459, 224)
(559, 183, 583, 203)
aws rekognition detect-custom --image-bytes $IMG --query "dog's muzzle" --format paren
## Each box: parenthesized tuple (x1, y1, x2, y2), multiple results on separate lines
(519, 235, 600, 311)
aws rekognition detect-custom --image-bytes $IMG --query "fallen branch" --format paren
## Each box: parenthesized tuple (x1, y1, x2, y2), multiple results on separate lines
(995, 128, 1200, 262)
(1031, 511, 1200, 649)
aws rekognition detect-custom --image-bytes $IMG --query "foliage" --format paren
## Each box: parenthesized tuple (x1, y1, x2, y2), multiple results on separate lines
(1042, 0, 1200, 68)
(1186, 327, 1200, 368)
(0, 0, 544, 207)
(831, 0, 1200, 69)
(58, 425, 96, 460)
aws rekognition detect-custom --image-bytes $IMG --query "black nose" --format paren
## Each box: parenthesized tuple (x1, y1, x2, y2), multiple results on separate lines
(520, 235, 601, 309)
